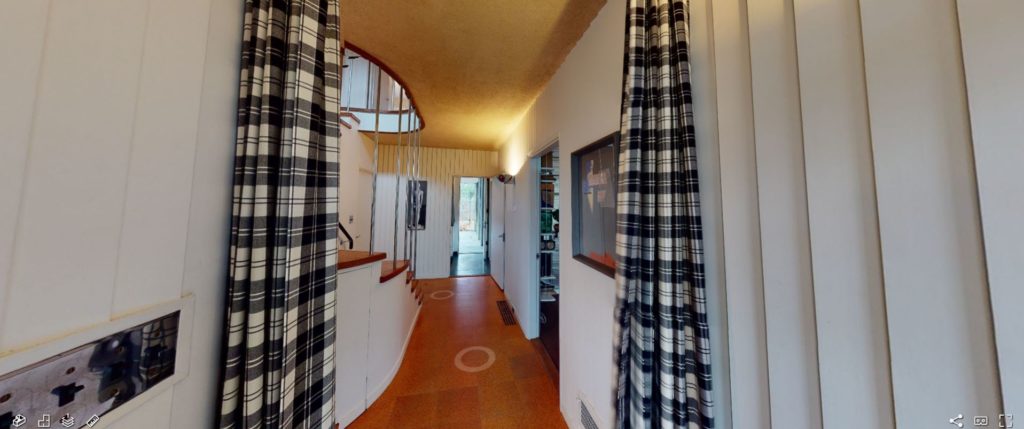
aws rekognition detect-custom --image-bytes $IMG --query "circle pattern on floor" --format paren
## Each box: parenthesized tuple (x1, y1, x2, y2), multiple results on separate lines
(429, 290, 455, 300)
(454, 346, 496, 373)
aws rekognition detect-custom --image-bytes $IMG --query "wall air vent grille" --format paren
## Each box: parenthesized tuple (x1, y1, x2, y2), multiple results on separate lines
(496, 300, 515, 326)
(580, 398, 599, 429)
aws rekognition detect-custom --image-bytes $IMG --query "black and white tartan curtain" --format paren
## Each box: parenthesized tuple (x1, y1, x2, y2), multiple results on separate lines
(614, 0, 713, 428)
(218, 0, 342, 428)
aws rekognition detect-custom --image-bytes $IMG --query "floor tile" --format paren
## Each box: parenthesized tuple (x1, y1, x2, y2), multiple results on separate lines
(390, 392, 438, 428)
(436, 386, 481, 423)
(509, 353, 546, 379)
(347, 276, 564, 429)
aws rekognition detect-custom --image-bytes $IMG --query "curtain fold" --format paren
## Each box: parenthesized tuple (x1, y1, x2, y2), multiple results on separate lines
(219, 0, 342, 428)
(615, 0, 713, 428)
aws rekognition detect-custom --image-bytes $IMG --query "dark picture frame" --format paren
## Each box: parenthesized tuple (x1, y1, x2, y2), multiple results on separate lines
(406, 180, 427, 230)
(570, 132, 619, 278)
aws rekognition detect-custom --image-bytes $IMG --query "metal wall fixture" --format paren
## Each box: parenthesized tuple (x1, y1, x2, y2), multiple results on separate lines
(0, 312, 180, 429)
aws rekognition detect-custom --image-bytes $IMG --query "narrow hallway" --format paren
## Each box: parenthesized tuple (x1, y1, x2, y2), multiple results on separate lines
(347, 276, 565, 428)
(450, 229, 488, 276)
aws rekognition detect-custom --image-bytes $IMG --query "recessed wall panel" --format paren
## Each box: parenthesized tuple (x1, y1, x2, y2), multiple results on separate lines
(0, 1, 50, 338)
(746, 0, 821, 426)
(113, 0, 214, 315)
(957, 0, 1024, 414)
(711, 0, 771, 425)
(2, 0, 150, 349)
(793, 0, 895, 426)
(859, 0, 1001, 423)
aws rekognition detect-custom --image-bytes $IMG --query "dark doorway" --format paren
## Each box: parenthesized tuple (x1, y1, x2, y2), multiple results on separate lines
(537, 147, 560, 368)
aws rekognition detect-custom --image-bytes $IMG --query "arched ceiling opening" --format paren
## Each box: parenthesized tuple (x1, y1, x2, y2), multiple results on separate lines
(340, 0, 607, 150)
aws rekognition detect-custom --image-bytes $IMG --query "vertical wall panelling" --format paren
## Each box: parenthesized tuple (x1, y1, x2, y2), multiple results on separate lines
(711, 0, 772, 425)
(859, 0, 1001, 423)
(957, 0, 1024, 413)
(168, 0, 241, 425)
(373, 145, 499, 279)
(1, 0, 240, 425)
(687, 0, 732, 424)
(745, 0, 821, 426)
(2, 0, 152, 349)
(494, 0, 1020, 424)
(792, 0, 894, 426)
(113, 0, 214, 315)
(0, 0, 50, 338)
(335, 266, 373, 420)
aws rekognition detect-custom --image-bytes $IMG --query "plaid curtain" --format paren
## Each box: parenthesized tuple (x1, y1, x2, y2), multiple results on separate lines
(218, 0, 342, 428)
(614, 0, 713, 428)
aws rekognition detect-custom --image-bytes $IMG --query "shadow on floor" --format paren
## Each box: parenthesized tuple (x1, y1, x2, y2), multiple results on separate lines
(451, 252, 489, 277)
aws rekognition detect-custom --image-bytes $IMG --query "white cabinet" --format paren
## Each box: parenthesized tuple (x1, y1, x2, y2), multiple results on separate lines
(334, 265, 374, 426)
(334, 261, 419, 428)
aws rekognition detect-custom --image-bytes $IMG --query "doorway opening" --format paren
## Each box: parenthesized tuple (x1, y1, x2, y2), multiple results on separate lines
(451, 177, 490, 276)
(536, 146, 560, 368)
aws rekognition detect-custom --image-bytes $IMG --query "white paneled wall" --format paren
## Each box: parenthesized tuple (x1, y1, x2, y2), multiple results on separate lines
(792, 0, 893, 426)
(372, 144, 499, 279)
(5, 0, 152, 347)
(710, 0, 770, 426)
(499, 0, 1018, 427)
(0, 2, 49, 322)
(0, 0, 240, 427)
(717, 0, 1011, 425)
(957, 0, 1024, 415)
(113, 0, 216, 315)
(860, 0, 1000, 423)
(747, 0, 821, 426)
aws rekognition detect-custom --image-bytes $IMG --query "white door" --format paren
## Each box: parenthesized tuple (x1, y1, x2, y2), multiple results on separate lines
(451, 177, 460, 255)
(489, 179, 506, 289)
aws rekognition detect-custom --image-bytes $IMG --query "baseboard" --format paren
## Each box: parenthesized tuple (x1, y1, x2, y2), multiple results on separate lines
(530, 338, 559, 387)
(365, 304, 422, 404)
(488, 273, 503, 290)
(335, 401, 365, 429)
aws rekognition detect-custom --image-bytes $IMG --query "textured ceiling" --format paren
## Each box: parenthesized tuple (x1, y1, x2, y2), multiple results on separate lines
(341, 0, 607, 150)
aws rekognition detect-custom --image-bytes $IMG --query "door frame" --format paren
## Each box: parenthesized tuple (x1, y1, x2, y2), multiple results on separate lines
(450, 176, 492, 275)
(526, 138, 558, 339)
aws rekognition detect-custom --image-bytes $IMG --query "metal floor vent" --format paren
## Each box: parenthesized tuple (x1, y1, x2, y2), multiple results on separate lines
(580, 399, 599, 429)
(496, 301, 515, 326)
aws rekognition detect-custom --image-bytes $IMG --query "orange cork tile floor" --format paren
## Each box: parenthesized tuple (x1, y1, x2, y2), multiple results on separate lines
(346, 276, 566, 429)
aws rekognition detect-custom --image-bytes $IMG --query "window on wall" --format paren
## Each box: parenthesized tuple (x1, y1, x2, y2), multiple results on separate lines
(571, 132, 619, 277)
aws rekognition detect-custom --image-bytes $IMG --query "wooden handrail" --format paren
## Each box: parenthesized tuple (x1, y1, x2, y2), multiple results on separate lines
(379, 260, 410, 283)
